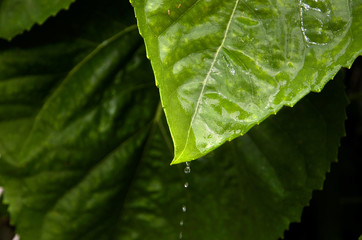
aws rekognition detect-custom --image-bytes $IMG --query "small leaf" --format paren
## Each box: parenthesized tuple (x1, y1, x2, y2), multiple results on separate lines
(0, 0, 75, 40)
(131, 0, 362, 164)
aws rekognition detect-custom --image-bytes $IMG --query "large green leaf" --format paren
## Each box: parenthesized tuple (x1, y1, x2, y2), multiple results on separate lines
(131, 0, 362, 164)
(0, 0, 137, 174)
(0, 0, 75, 40)
(0, 24, 159, 240)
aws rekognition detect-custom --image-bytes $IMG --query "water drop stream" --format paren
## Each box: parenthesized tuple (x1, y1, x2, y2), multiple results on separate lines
(179, 162, 191, 239)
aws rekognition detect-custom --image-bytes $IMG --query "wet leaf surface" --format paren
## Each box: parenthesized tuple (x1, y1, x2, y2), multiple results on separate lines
(132, 0, 362, 164)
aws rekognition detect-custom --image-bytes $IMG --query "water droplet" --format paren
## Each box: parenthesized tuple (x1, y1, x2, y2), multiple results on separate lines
(184, 166, 190, 174)
(12, 234, 20, 240)
(179, 232, 183, 239)
(184, 182, 189, 188)
(182, 205, 187, 212)
(230, 68, 235, 75)
(180, 220, 184, 226)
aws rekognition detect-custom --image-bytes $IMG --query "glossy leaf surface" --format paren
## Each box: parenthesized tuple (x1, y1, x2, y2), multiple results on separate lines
(132, 0, 362, 164)
(0, 0, 75, 40)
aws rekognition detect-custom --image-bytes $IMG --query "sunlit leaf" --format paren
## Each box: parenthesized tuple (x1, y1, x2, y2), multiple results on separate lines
(132, 0, 362, 164)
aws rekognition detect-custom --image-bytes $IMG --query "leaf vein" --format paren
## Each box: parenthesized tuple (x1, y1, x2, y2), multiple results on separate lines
(175, 0, 240, 162)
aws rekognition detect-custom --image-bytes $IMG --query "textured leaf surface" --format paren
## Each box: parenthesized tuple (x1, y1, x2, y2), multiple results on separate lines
(0, 0, 75, 40)
(132, 0, 362, 164)
(0, 1, 158, 239)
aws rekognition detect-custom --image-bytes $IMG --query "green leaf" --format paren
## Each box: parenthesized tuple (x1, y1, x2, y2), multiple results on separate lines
(0, 0, 75, 40)
(0, 25, 159, 240)
(131, 0, 362, 164)
(0, 0, 136, 165)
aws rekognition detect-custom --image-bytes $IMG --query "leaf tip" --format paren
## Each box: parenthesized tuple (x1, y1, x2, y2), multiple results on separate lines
(170, 157, 182, 165)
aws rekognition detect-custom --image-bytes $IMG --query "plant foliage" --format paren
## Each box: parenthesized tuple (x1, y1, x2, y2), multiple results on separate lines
(132, 0, 362, 164)
(0, 0, 360, 239)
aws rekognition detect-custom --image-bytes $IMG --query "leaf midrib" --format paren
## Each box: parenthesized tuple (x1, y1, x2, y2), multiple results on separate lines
(173, 0, 241, 163)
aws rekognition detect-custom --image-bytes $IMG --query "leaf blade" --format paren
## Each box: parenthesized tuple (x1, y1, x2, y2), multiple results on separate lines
(132, 0, 362, 164)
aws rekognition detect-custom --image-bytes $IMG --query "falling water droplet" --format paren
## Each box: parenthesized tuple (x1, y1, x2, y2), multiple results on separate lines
(179, 162, 191, 239)
(184, 162, 191, 174)
(182, 205, 187, 212)
(12, 234, 20, 240)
